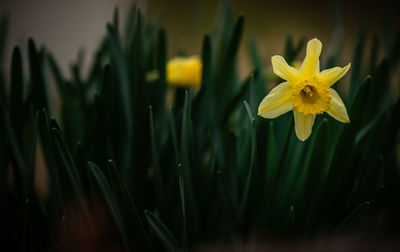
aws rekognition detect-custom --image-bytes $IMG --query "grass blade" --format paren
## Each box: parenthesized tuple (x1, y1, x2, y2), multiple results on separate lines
(334, 201, 371, 233)
(201, 35, 212, 87)
(0, 91, 25, 188)
(107, 24, 133, 176)
(144, 210, 181, 252)
(178, 164, 187, 250)
(46, 52, 69, 101)
(149, 105, 163, 203)
(180, 90, 200, 234)
(239, 101, 256, 217)
(348, 29, 365, 101)
(301, 119, 330, 227)
(0, 14, 7, 65)
(9, 47, 24, 145)
(265, 121, 277, 207)
(217, 170, 239, 228)
(107, 159, 153, 249)
(26, 112, 39, 191)
(214, 16, 244, 104)
(156, 29, 167, 85)
(38, 109, 64, 210)
(28, 38, 48, 111)
(51, 126, 83, 191)
(222, 72, 258, 123)
(168, 107, 179, 163)
(0, 15, 8, 102)
(87, 161, 129, 251)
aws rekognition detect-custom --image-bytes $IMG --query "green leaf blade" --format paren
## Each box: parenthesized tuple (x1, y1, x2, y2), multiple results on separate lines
(145, 210, 181, 252)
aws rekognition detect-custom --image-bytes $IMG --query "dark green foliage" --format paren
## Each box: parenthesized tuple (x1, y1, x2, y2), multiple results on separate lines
(145, 210, 181, 252)
(0, 4, 400, 251)
(0, 15, 8, 103)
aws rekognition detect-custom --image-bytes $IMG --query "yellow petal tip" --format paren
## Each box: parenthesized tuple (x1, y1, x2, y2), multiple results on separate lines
(308, 38, 322, 46)
(297, 135, 308, 142)
(271, 55, 281, 62)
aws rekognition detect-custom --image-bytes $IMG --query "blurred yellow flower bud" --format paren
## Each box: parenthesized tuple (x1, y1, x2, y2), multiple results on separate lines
(167, 56, 202, 88)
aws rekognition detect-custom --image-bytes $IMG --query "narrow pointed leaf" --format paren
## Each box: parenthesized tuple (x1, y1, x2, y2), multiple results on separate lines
(88, 161, 129, 251)
(108, 159, 152, 249)
(28, 38, 48, 111)
(239, 101, 256, 217)
(149, 105, 163, 201)
(145, 210, 181, 252)
(201, 35, 212, 87)
(0, 92, 25, 187)
(177, 164, 187, 250)
(9, 47, 24, 145)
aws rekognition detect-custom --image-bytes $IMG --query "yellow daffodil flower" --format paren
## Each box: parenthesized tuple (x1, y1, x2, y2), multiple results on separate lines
(166, 56, 202, 88)
(258, 38, 351, 141)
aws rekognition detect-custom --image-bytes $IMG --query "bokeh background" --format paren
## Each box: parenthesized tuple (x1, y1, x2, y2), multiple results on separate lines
(1, 0, 399, 79)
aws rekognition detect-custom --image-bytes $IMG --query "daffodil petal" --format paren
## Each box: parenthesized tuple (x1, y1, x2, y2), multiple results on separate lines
(327, 88, 350, 123)
(293, 109, 316, 141)
(300, 38, 322, 76)
(271, 56, 299, 83)
(318, 63, 351, 87)
(258, 82, 293, 118)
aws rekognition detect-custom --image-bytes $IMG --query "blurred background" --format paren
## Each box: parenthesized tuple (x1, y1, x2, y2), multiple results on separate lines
(1, 0, 399, 79)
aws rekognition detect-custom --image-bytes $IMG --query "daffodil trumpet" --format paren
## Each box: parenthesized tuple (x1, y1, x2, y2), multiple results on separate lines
(166, 56, 202, 88)
(258, 38, 351, 141)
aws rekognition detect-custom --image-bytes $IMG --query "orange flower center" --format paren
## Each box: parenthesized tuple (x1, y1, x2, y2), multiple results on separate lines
(292, 77, 331, 115)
